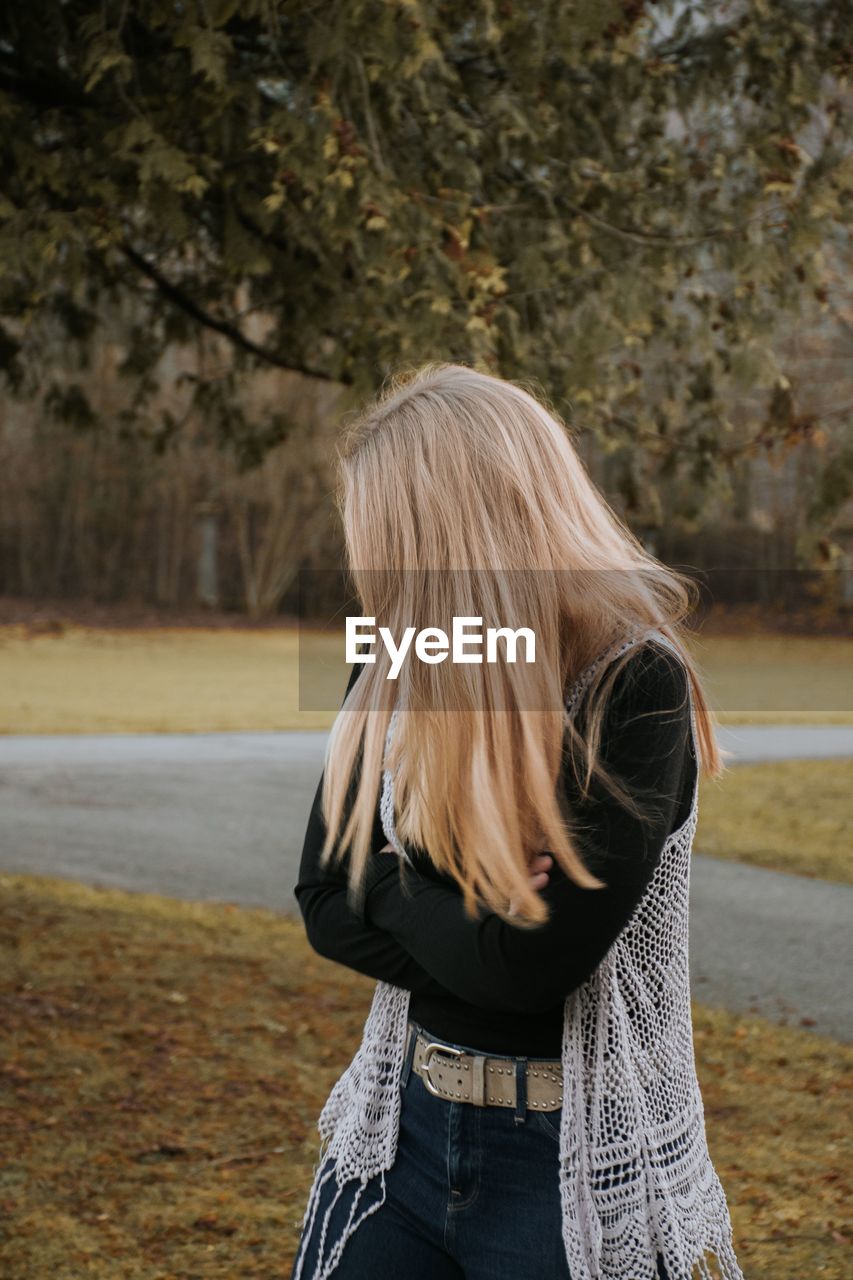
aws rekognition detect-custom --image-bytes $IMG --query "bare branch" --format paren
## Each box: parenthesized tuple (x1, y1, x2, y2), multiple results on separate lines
(118, 242, 345, 385)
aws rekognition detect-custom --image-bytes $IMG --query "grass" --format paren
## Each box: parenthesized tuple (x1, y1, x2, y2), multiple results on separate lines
(695, 633, 853, 726)
(1, 623, 852, 733)
(697, 758, 853, 885)
(0, 873, 850, 1280)
(0, 624, 337, 734)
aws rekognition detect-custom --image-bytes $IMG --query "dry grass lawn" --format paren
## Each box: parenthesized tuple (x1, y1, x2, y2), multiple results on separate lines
(1, 623, 852, 733)
(0, 873, 850, 1280)
(0, 623, 336, 734)
(693, 632, 853, 725)
(697, 758, 853, 885)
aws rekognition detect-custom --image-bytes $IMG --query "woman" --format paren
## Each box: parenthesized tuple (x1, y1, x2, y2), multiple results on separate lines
(291, 363, 744, 1280)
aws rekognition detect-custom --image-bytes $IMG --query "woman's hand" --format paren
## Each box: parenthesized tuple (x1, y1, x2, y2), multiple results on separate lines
(508, 852, 552, 917)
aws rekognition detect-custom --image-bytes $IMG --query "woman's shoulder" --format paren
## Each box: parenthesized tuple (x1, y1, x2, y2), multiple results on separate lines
(578, 630, 692, 726)
(600, 634, 693, 764)
(618, 632, 690, 697)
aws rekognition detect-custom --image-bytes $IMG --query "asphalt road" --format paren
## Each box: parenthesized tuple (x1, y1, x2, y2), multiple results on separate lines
(1, 724, 851, 1041)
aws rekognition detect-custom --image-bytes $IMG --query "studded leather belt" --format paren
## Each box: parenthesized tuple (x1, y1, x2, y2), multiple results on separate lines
(410, 1027, 563, 1111)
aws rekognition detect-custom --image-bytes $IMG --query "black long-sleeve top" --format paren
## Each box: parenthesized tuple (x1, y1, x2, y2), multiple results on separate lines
(294, 638, 696, 1056)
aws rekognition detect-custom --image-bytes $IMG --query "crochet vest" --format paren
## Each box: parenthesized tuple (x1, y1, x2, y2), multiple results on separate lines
(292, 628, 744, 1280)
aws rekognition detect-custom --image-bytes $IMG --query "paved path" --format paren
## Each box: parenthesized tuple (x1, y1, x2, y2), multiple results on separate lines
(1, 725, 850, 1041)
(714, 722, 853, 763)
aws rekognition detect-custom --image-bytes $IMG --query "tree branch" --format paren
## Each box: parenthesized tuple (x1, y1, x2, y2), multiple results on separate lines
(555, 190, 788, 248)
(118, 241, 345, 385)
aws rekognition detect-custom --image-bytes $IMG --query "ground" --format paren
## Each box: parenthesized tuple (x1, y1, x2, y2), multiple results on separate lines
(1, 874, 850, 1279)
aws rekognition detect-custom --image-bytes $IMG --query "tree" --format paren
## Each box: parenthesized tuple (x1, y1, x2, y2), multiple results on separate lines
(0, 0, 850, 520)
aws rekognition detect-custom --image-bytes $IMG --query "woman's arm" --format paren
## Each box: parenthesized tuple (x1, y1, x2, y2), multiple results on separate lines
(294, 663, 453, 995)
(361, 641, 695, 1013)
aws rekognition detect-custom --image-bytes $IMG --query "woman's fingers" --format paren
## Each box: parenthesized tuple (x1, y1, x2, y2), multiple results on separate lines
(507, 852, 555, 917)
(508, 862, 551, 916)
(524, 853, 552, 895)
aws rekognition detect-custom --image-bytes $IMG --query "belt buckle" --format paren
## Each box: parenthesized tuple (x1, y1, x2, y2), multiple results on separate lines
(420, 1040, 464, 1098)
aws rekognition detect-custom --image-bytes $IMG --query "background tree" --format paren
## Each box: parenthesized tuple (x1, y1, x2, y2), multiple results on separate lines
(0, 0, 851, 526)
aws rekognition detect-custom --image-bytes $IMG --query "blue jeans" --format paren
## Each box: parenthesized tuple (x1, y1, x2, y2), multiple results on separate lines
(292, 1020, 671, 1279)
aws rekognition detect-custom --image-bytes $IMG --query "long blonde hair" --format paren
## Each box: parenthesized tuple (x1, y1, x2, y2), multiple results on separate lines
(321, 362, 723, 927)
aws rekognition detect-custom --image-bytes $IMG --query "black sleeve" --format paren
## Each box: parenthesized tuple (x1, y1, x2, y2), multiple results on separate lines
(293, 662, 454, 996)
(362, 640, 695, 1013)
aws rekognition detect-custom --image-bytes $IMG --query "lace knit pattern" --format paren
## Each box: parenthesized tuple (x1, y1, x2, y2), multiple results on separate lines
(293, 629, 744, 1280)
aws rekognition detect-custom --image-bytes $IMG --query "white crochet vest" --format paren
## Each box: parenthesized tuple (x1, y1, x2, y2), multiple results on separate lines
(293, 628, 744, 1280)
